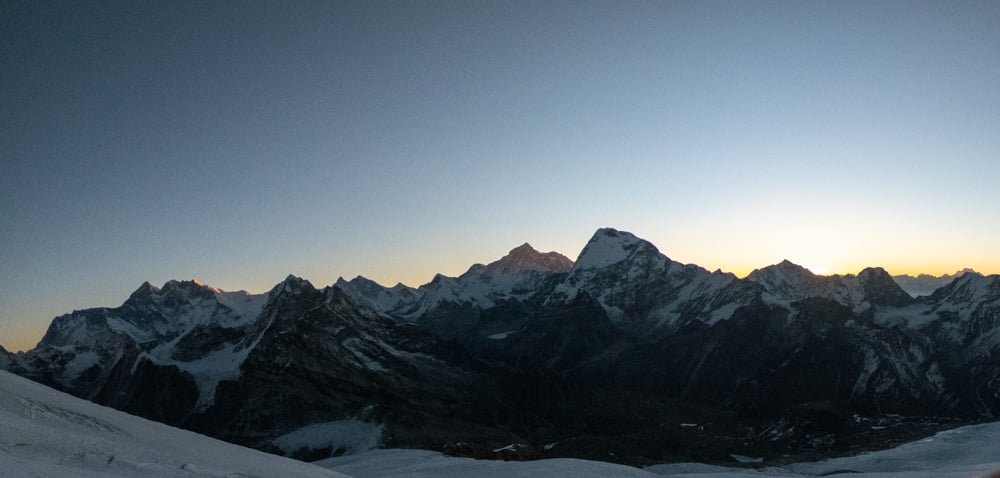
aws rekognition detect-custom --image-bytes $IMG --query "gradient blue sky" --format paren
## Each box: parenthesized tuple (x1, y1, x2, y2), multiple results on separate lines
(3, 1, 999, 351)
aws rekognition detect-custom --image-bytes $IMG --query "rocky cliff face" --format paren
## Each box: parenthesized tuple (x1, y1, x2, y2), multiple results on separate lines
(8, 228, 1000, 464)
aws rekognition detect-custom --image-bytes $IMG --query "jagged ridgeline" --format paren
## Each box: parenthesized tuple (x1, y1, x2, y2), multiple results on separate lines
(4, 228, 1000, 464)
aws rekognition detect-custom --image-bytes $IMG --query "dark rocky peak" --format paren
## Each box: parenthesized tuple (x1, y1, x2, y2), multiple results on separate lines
(322, 284, 383, 316)
(572, 228, 668, 270)
(124, 279, 218, 308)
(244, 276, 325, 341)
(337, 276, 387, 296)
(482, 242, 573, 274)
(857, 266, 893, 283)
(509, 242, 537, 256)
(160, 279, 217, 300)
(857, 267, 891, 280)
(268, 274, 316, 299)
(857, 267, 914, 307)
(335, 276, 420, 312)
(322, 283, 357, 309)
(125, 281, 159, 304)
(0, 345, 13, 373)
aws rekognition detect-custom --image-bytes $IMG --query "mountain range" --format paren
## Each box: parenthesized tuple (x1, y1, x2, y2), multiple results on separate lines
(3, 227, 999, 465)
(892, 269, 978, 297)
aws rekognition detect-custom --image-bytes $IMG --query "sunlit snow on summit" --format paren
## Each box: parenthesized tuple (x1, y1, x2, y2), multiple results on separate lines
(804, 265, 828, 276)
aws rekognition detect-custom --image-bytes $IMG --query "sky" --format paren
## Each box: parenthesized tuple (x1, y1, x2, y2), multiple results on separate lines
(2, 0, 999, 351)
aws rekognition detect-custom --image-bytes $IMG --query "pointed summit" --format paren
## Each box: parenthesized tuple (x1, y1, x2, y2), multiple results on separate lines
(509, 242, 537, 255)
(777, 259, 805, 269)
(746, 259, 821, 300)
(135, 281, 158, 294)
(748, 259, 815, 281)
(269, 274, 315, 298)
(123, 281, 159, 306)
(573, 228, 665, 270)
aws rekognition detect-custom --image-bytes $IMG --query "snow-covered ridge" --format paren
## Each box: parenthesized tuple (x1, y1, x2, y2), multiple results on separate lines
(893, 268, 977, 297)
(747, 261, 913, 313)
(39, 279, 267, 349)
(27, 279, 269, 408)
(339, 242, 574, 318)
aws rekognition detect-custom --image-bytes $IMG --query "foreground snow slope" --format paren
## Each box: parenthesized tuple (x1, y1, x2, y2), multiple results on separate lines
(0, 370, 345, 478)
(321, 423, 1000, 478)
(2, 363, 998, 478)
(319, 449, 663, 478)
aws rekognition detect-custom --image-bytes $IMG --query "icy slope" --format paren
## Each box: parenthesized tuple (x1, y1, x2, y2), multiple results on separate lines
(318, 449, 662, 478)
(0, 370, 345, 478)
(781, 421, 1000, 477)
(320, 422, 1000, 478)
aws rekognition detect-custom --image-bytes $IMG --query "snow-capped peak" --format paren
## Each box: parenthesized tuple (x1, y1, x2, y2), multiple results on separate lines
(337, 242, 575, 318)
(548, 228, 753, 328)
(748, 261, 914, 311)
(413, 243, 572, 310)
(746, 260, 817, 293)
(572, 228, 666, 271)
(928, 270, 993, 303)
(336, 276, 421, 315)
(191, 278, 222, 293)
